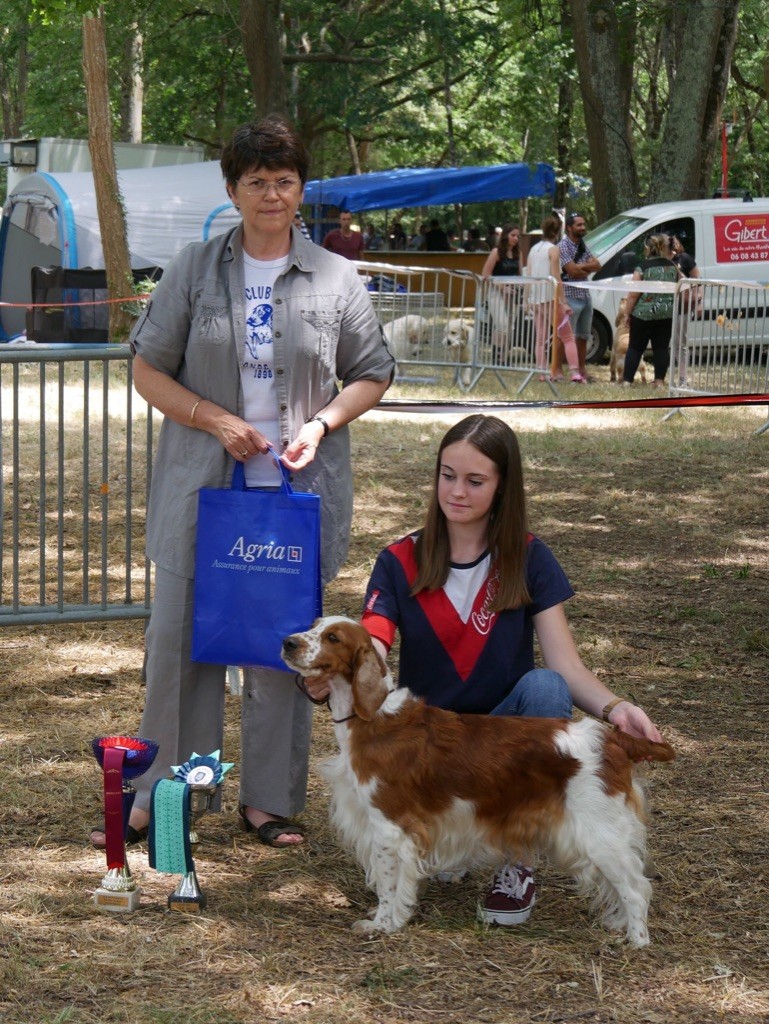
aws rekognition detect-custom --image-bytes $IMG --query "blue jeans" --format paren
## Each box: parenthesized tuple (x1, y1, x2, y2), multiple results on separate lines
(489, 669, 573, 719)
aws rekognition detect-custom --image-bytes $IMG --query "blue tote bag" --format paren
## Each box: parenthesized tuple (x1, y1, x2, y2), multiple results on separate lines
(191, 455, 322, 670)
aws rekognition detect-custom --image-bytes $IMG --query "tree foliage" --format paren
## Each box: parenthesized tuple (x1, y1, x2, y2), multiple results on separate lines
(571, 0, 741, 219)
(3, 0, 769, 227)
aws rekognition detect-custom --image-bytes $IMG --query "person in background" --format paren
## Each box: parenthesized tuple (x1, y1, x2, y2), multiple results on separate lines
(389, 221, 407, 250)
(91, 114, 394, 852)
(556, 214, 601, 381)
(481, 223, 521, 279)
(465, 227, 490, 252)
(425, 218, 452, 251)
(322, 210, 365, 259)
(486, 224, 502, 250)
(621, 232, 681, 387)
(364, 222, 385, 251)
(408, 224, 426, 250)
(526, 215, 584, 382)
(304, 414, 663, 926)
(482, 223, 522, 365)
(669, 234, 700, 386)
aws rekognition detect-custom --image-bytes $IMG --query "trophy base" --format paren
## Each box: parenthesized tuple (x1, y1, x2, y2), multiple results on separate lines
(94, 886, 142, 913)
(168, 892, 207, 914)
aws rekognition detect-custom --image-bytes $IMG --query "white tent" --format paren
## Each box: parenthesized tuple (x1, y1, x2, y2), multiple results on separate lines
(0, 161, 239, 338)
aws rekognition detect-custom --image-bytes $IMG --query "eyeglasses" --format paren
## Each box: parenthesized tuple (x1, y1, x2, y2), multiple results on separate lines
(237, 177, 299, 196)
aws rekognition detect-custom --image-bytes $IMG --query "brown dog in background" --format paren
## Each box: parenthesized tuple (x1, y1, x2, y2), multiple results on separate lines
(610, 298, 647, 383)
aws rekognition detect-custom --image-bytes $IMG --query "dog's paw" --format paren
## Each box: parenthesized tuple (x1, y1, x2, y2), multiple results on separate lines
(352, 917, 397, 935)
(432, 869, 469, 884)
(626, 925, 650, 948)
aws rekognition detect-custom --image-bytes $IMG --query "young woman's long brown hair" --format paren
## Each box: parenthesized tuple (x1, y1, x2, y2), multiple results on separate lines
(412, 415, 531, 611)
(496, 223, 520, 261)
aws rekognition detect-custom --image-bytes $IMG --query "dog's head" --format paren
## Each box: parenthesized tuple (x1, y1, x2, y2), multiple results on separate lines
(615, 297, 628, 328)
(407, 315, 430, 345)
(282, 616, 390, 720)
(442, 318, 473, 349)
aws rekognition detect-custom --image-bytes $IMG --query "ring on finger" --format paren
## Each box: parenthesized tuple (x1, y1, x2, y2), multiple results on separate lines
(240, 449, 248, 457)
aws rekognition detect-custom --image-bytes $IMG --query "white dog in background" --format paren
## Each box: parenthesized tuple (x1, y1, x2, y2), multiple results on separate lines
(383, 315, 430, 374)
(442, 318, 475, 387)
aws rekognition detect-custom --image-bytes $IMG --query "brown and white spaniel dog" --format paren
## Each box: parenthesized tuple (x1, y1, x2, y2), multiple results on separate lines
(281, 616, 675, 947)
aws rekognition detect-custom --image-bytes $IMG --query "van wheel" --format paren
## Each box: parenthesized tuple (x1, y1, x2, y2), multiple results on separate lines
(587, 314, 610, 364)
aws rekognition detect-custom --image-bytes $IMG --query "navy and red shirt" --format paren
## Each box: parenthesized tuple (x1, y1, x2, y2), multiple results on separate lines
(361, 533, 574, 714)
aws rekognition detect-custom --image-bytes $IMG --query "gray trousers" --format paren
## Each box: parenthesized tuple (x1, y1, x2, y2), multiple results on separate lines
(133, 566, 313, 818)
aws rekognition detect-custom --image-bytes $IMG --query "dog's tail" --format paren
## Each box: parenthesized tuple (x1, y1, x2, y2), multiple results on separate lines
(608, 729, 676, 764)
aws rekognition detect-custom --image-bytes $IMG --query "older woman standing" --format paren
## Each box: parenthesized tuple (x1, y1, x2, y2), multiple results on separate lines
(91, 115, 394, 849)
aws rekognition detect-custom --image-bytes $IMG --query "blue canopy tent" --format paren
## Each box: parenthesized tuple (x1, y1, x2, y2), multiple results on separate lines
(302, 162, 556, 211)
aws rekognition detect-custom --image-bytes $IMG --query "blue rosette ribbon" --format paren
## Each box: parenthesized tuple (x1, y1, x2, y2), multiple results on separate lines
(149, 751, 233, 874)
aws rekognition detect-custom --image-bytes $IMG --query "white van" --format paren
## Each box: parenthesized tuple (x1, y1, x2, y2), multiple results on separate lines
(583, 197, 769, 361)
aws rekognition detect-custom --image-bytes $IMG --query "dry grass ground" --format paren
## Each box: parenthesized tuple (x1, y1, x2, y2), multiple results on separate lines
(1, 394, 769, 1024)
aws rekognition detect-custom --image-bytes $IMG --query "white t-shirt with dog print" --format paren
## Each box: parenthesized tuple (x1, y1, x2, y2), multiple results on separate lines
(239, 252, 289, 487)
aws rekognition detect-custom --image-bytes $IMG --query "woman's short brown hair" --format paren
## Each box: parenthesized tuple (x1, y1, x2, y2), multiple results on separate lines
(220, 114, 310, 186)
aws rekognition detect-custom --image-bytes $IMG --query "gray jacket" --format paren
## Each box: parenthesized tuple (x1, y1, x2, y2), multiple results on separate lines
(130, 225, 394, 582)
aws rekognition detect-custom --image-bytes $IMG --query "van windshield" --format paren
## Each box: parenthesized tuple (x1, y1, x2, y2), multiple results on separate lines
(583, 215, 646, 259)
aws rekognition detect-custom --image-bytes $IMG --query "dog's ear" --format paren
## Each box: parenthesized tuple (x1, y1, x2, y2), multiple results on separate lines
(351, 644, 389, 721)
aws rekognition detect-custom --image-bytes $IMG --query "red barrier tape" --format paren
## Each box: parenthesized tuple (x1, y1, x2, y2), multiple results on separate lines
(379, 394, 769, 413)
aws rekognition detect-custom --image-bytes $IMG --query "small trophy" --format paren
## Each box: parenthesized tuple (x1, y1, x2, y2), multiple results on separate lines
(149, 751, 233, 914)
(91, 735, 158, 913)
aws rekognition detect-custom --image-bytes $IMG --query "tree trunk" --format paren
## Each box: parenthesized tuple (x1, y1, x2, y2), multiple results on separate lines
(0, 17, 29, 136)
(239, 0, 288, 117)
(649, 1, 741, 202)
(120, 22, 144, 144)
(438, 0, 456, 165)
(695, 0, 741, 196)
(570, 0, 639, 220)
(82, 9, 135, 342)
(554, 0, 575, 210)
(345, 127, 361, 174)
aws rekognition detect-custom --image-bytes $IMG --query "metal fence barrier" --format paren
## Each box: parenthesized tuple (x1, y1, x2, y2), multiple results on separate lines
(357, 261, 559, 393)
(469, 274, 559, 393)
(357, 260, 483, 386)
(1, 343, 154, 625)
(671, 277, 769, 397)
(4, 274, 767, 628)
